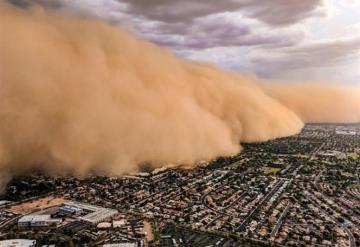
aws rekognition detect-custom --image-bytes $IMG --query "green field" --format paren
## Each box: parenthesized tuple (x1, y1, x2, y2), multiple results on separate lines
(263, 167, 281, 174)
(231, 162, 242, 168)
(347, 152, 359, 160)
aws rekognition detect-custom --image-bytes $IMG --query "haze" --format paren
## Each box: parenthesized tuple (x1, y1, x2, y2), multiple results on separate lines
(0, 3, 359, 190)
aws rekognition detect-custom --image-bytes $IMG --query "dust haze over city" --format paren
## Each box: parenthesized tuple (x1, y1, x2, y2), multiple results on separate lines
(0, 1, 360, 247)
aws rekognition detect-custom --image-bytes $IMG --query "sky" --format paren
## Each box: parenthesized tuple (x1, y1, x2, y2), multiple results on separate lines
(8, 0, 360, 84)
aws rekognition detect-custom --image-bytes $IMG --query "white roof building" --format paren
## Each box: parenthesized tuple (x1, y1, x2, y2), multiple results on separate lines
(18, 215, 61, 227)
(0, 200, 11, 206)
(63, 201, 118, 224)
(103, 244, 136, 247)
(97, 222, 112, 229)
(113, 219, 127, 228)
(0, 239, 36, 247)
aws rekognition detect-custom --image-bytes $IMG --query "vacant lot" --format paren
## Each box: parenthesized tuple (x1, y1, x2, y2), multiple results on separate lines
(8, 196, 65, 215)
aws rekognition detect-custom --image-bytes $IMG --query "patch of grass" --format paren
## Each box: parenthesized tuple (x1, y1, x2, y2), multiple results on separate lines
(231, 162, 242, 168)
(347, 152, 359, 160)
(263, 167, 281, 174)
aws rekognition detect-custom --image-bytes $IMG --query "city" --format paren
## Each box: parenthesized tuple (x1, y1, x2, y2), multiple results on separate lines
(0, 124, 359, 247)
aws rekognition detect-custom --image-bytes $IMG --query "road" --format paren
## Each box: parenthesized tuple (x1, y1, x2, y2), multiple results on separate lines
(304, 193, 356, 247)
(236, 179, 285, 231)
(270, 201, 291, 238)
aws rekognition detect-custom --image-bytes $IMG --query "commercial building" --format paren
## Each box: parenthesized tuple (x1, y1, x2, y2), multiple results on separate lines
(63, 201, 118, 224)
(18, 215, 61, 228)
(0, 239, 36, 247)
(59, 205, 83, 216)
(103, 244, 136, 247)
(0, 200, 11, 206)
(80, 208, 118, 224)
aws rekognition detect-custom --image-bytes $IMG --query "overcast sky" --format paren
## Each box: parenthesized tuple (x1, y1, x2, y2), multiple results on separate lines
(10, 0, 360, 84)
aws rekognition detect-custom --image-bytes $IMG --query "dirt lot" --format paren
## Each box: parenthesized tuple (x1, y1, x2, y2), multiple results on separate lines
(144, 221, 154, 241)
(8, 196, 65, 215)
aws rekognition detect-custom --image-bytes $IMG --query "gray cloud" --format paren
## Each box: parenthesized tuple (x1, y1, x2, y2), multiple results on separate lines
(7, 0, 323, 50)
(120, 0, 324, 26)
(181, 36, 360, 85)
(8, 0, 62, 8)
(139, 13, 302, 50)
(249, 37, 360, 76)
(7, 0, 360, 84)
(240, 0, 325, 26)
